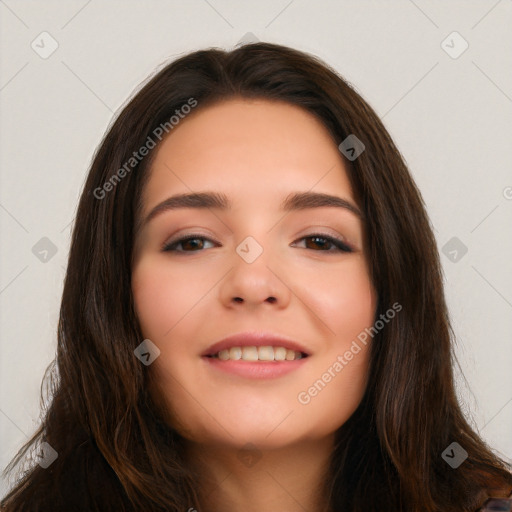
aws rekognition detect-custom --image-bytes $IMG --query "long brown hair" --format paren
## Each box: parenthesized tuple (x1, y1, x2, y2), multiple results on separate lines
(2, 42, 511, 512)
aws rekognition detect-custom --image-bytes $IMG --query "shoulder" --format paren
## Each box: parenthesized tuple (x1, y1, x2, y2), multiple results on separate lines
(476, 486, 512, 512)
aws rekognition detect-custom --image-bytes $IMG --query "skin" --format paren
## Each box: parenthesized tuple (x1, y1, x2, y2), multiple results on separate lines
(131, 98, 377, 512)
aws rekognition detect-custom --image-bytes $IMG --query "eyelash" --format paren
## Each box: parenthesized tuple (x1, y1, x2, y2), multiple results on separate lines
(162, 233, 353, 254)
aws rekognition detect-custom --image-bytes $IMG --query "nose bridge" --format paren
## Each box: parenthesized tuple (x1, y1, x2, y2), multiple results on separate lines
(229, 204, 280, 265)
(235, 234, 267, 265)
(233, 232, 279, 285)
(218, 229, 290, 307)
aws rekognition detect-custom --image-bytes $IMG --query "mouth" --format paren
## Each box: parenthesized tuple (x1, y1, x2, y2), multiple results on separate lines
(201, 332, 311, 359)
(201, 332, 311, 378)
(204, 346, 309, 361)
(202, 350, 310, 380)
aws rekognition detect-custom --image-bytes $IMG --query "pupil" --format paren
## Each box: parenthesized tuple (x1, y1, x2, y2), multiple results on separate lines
(185, 238, 202, 250)
(310, 237, 327, 249)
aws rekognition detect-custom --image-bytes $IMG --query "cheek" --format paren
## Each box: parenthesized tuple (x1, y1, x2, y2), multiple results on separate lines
(131, 258, 196, 339)
(297, 345, 370, 438)
(132, 264, 166, 338)
(294, 255, 376, 341)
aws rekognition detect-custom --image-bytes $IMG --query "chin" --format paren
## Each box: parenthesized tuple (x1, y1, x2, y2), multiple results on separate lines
(185, 421, 304, 450)
(229, 432, 305, 452)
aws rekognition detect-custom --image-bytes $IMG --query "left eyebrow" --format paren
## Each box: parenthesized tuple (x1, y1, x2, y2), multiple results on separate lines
(136, 190, 364, 235)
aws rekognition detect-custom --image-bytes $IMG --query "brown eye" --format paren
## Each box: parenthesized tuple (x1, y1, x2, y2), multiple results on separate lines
(162, 236, 217, 253)
(293, 234, 352, 253)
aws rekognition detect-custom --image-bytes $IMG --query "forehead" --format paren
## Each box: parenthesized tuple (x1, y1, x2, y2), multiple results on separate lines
(141, 98, 355, 213)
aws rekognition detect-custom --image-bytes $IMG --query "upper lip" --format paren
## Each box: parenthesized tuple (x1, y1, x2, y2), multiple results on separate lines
(201, 331, 311, 357)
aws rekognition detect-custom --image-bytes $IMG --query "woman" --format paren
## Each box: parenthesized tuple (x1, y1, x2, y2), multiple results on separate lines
(1, 42, 511, 512)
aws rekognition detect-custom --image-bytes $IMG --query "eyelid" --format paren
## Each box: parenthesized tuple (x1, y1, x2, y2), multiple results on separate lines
(292, 232, 354, 253)
(295, 226, 355, 249)
(296, 226, 350, 243)
(160, 230, 218, 251)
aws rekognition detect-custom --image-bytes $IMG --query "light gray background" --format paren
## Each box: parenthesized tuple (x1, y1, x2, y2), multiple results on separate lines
(1, 0, 511, 498)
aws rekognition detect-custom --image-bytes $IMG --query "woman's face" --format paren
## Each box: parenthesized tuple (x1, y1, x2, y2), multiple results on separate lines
(131, 98, 377, 449)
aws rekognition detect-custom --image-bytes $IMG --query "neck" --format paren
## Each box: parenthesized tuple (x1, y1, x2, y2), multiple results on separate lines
(184, 434, 335, 512)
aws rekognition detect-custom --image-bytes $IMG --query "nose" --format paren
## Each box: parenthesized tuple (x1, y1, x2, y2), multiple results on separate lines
(217, 239, 291, 310)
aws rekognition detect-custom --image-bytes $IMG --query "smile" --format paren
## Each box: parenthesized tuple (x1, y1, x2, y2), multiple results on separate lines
(206, 345, 307, 361)
(202, 350, 310, 379)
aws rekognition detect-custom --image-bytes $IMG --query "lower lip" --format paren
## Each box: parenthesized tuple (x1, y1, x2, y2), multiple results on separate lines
(202, 356, 309, 379)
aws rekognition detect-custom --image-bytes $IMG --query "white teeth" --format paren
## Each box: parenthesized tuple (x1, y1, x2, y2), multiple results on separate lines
(258, 346, 274, 361)
(229, 347, 242, 360)
(242, 346, 258, 361)
(285, 349, 296, 361)
(214, 346, 305, 361)
(218, 349, 230, 360)
(274, 347, 287, 361)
